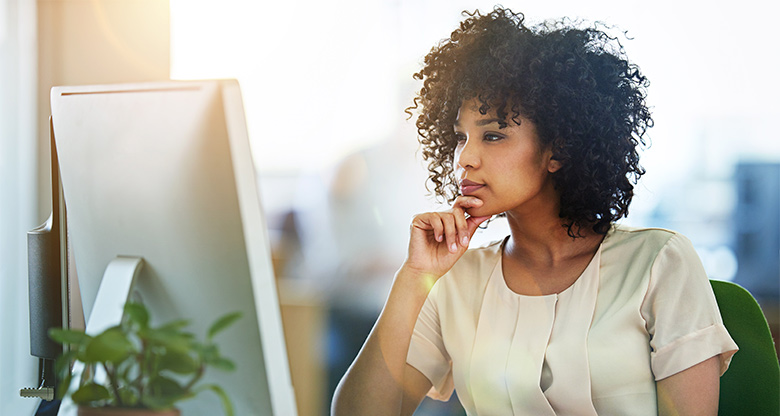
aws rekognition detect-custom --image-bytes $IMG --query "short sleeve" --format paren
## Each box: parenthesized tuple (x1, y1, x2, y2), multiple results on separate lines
(406, 282, 455, 401)
(641, 233, 739, 380)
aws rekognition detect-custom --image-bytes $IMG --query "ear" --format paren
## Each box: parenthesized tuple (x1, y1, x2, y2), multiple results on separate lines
(546, 139, 564, 173)
(547, 157, 563, 173)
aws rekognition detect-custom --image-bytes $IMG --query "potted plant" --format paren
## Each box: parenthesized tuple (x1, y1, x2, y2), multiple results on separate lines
(50, 301, 241, 416)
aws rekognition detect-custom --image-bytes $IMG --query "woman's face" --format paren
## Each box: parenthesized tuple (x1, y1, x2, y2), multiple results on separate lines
(453, 99, 561, 218)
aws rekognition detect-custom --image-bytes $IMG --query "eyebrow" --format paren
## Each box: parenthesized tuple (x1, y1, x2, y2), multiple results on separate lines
(453, 118, 505, 128)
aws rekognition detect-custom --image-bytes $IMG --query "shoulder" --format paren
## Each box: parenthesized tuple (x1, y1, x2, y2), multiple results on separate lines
(603, 224, 696, 262)
(604, 224, 707, 291)
(598, 224, 703, 289)
(606, 224, 678, 248)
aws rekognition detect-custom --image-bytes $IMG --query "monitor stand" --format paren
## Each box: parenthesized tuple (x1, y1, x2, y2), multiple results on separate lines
(84, 256, 144, 335)
(57, 256, 144, 416)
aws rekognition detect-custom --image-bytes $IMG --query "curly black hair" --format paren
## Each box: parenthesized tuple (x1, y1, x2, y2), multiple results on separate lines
(408, 6, 652, 237)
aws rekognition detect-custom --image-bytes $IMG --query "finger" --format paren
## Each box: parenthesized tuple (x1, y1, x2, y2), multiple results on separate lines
(466, 215, 491, 238)
(451, 206, 469, 247)
(452, 196, 482, 246)
(440, 213, 459, 253)
(412, 213, 443, 242)
(428, 214, 445, 242)
(453, 195, 483, 210)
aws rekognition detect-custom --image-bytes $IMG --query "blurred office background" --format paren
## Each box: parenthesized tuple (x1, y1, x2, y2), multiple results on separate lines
(1, 0, 777, 415)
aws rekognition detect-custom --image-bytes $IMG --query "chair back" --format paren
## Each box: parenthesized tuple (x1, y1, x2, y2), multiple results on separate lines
(710, 280, 779, 416)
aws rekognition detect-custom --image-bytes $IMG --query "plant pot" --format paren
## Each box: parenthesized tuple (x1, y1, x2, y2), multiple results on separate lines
(77, 406, 180, 416)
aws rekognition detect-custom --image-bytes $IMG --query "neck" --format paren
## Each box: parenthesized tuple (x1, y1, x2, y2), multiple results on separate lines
(501, 175, 604, 266)
(504, 209, 602, 268)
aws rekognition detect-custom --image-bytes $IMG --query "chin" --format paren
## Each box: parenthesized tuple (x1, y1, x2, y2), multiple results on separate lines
(465, 206, 499, 218)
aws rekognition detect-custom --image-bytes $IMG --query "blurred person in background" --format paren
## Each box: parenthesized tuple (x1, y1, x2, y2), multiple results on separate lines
(332, 7, 738, 415)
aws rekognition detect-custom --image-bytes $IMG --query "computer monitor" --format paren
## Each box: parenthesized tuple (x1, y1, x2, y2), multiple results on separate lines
(48, 80, 297, 415)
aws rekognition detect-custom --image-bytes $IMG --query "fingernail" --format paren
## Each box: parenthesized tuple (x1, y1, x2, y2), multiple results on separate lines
(450, 243, 457, 252)
(462, 236, 469, 245)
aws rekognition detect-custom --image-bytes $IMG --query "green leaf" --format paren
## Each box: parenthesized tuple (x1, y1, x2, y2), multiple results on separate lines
(158, 350, 199, 374)
(54, 350, 79, 400)
(144, 328, 193, 353)
(207, 312, 242, 341)
(71, 382, 111, 405)
(195, 344, 219, 362)
(196, 383, 234, 416)
(140, 396, 173, 410)
(124, 302, 149, 328)
(84, 328, 134, 364)
(208, 357, 236, 372)
(53, 302, 238, 412)
(148, 375, 186, 396)
(49, 328, 91, 346)
(55, 369, 73, 400)
(157, 319, 191, 332)
(75, 347, 91, 364)
(54, 349, 78, 374)
(118, 387, 139, 407)
(143, 376, 189, 409)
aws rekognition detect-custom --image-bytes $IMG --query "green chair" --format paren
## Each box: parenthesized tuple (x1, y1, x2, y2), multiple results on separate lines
(711, 280, 780, 416)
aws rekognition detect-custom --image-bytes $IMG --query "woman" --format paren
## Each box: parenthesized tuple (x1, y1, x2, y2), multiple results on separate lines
(331, 7, 738, 415)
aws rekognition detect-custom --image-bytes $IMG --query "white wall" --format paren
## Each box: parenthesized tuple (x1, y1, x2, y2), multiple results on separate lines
(36, 0, 170, 222)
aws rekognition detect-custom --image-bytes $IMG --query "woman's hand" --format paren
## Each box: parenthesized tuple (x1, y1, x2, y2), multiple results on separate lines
(403, 196, 491, 279)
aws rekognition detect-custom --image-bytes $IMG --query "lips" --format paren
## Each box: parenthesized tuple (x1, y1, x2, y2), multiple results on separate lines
(460, 179, 485, 195)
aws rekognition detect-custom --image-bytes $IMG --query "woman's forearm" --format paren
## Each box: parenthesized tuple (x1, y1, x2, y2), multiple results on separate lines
(331, 266, 433, 416)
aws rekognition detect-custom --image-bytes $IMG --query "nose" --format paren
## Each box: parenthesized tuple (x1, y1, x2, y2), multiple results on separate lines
(455, 137, 480, 171)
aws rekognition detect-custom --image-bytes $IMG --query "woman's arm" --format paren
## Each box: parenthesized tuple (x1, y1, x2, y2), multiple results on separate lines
(330, 265, 434, 416)
(331, 197, 489, 416)
(656, 355, 721, 416)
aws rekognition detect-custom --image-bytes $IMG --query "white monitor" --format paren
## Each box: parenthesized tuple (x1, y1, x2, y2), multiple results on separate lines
(50, 80, 297, 415)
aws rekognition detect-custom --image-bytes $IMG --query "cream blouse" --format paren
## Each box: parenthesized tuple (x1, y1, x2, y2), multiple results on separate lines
(407, 225, 738, 415)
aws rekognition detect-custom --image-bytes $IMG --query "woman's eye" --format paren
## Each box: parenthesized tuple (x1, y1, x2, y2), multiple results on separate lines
(455, 133, 466, 142)
(484, 133, 504, 142)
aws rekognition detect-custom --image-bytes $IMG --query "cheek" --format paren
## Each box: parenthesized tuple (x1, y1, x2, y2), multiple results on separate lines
(493, 158, 524, 181)
(502, 151, 547, 178)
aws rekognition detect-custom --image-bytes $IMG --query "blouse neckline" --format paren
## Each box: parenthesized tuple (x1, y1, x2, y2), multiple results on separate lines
(495, 226, 613, 298)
